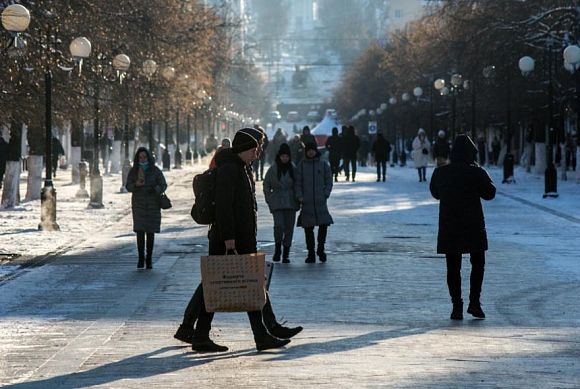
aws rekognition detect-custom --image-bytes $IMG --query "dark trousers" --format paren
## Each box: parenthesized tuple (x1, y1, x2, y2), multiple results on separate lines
(273, 209, 296, 247)
(253, 158, 265, 180)
(343, 158, 357, 179)
(445, 252, 485, 305)
(376, 160, 387, 179)
(329, 156, 341, 179)
(136, 232, 155, 258)
(304, 225, 328, 252)
(417, 167, 426, 181)
(185, 283, 278, 340)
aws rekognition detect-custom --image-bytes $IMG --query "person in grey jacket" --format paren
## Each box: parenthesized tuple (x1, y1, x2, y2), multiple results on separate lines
(126, 147, 167, 269)
(263, 143, 299, 263)
(295, 142, 334, 263)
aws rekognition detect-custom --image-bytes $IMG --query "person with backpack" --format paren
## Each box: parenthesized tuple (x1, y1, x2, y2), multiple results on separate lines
(263, 143, 299, 263)
(175, 128, 302, 352)
(296, 142, 334, 263)
(125, 147, 167, 269)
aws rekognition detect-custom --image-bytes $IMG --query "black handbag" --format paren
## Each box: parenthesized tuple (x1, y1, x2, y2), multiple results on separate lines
(159, 193, 172, 210)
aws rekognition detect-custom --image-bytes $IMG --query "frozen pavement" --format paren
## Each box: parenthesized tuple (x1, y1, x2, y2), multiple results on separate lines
(0, 162, 579, 388)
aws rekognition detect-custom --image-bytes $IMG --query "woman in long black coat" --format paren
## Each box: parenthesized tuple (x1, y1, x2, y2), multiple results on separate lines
(126, 147, 167, 269)
(430, 135, 496, 320)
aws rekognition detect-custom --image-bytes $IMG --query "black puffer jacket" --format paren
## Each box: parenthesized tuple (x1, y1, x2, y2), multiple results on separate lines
(126, 148, 167, 233)
(208, 149, 257, 255)
(430, 135, 496, 254)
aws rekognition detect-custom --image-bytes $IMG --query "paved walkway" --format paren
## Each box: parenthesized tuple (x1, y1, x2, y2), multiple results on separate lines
(0, 163, 579, 388)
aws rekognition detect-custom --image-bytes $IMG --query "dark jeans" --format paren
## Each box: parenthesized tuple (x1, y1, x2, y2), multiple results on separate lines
(343, 158, 357, 180)
(445, 252, 485, 305)
(376, 160, 387, 179)
(304, 225, 328, 251)
(184, 283, 278, 340)
(329, 156, 341, 179)
(417, 167, 426, 181)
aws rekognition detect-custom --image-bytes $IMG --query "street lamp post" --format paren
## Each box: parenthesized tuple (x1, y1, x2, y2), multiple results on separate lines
(186, 113, 192, 164)
(161, 66, 175, 171)
(112, 54, 131, 192)
(142, 59, 157, 160)
(174, 110, 182, 168)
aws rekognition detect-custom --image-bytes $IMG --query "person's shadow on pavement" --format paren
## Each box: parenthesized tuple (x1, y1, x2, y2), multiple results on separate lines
(2, 346, 254, 389)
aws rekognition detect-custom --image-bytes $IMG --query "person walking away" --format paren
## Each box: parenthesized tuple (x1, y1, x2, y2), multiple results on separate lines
(342, 126, 360, 182)
(371, 133, 391, 182)
(296, 143, 333, 263)
(412, 128, 430, 182)
(263, 143, 299, 263)
(433, 130, 450, 167)
(252, 132, 268, 181)
(325, 127, 342, 182)
(429, 134, 496, 320)
(0, 135, 8, 189)
(51, 136, 65, 178)
(175, 128, 301, 352)
(209, 137, 231, 169)
(125, 147, 167, 269)
(358, 135, 370, 167)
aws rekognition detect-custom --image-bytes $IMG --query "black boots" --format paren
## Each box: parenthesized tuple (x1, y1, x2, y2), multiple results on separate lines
(269, 324, 303, 339)
(137, 255, 145, 269)
(191, 337, 229, 352)
(305, 228, 316, 263)
(467, 302, 485, 319)
(305, 250, 316, 263)
(174, 324, 194, 344)
(272, 243, 281, 262)
(450, 301, 463, 320)
(282, 245, 290, 263)
(317, 244, 327, 263)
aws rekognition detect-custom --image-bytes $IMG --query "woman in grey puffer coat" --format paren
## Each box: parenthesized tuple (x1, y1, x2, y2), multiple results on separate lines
(126, 147, 167, 269)
(263, 143, 299, 263)
(295, 142, 333, 263)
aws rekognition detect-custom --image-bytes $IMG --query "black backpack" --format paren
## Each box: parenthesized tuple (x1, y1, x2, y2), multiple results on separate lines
(190, 168, 217, 224)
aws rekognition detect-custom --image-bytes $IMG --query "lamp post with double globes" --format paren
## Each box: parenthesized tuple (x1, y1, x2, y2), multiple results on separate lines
(112, 53, 132, 192)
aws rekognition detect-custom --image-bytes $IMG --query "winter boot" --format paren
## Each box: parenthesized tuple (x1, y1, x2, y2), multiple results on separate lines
(450, 300, 463, 320)
(305, 229, 316, 263)
(137, 255, 145, 269)
(317, 244, 327, 263)
(145, 255, 153, 269)
(467, 302, 486, 319)
(272, 242, 282, 262)
(305, 250, 316, 263)
(268, 324, 303, 339)
(191, 337, 228, 353)
(282, 245, 291, 263)
(255, 334, 291, 351)
(174, 324, 194, 344)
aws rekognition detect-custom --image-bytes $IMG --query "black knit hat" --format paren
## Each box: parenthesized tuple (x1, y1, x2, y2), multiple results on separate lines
(278, 143, 291, 156)
(304, 142, 318, 152)
(232, 127, 262, 153)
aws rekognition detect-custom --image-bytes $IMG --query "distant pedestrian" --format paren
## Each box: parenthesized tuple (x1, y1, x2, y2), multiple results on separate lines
(371, 132, 391, 182)
(491, 136, 500, 165)
(209, 137, 231, 169)
(429, 134, 496, 320)
(125, 147, 167, 269)
(0, 135, 8, 189)
(432, 130, 450, 167)
(252, 126, 268, 181)
(325, 127, 342, 182)
(288, 134, 304, 164)
(300, 125, 316, 147)
(51, 136, 65, 178)
(296, 142, 333, 263)
(342, 126, 360, 182)
(174, 128, 302, 352)
(358, 135, 370, 167)
(412, 128, 430, 182)
(263, 143, 299, 263)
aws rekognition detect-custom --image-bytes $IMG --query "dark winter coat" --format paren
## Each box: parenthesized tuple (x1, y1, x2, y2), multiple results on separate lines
(126, 148, 167, 233)
(295, 156, 333, 227)
(300, 133, 316, 147)
(372, 135, 391, 162)
(208, 148, 257, 255)
(263, 162, 299, 212)
(342, 134, 360, 159)
(429, 135, 496, 254)
(325, 134, 342, 160)
(433, 138, 450, 159)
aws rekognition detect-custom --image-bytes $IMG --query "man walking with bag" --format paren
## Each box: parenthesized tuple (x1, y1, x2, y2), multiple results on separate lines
(175, 128, 301, 352)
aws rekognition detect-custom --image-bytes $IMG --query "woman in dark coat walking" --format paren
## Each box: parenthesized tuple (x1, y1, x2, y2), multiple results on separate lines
(371, 132, 391, 182)
(430, 135, 496, 320)
(126, 147, 167, 269)
(296, 142, 333, 263)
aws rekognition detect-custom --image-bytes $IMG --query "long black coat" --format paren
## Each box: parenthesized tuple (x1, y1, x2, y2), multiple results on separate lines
(126, 148, 167, 233)
(342, 134, 360, 159)
(429, 135, 496, 254)
(208, 149, 257, 255)
(372, 135, 391, 162)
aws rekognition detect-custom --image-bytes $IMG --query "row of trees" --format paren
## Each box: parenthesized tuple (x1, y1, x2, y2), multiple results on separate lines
(1, 0, 269, 205)
(332, 0, 580, 151)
